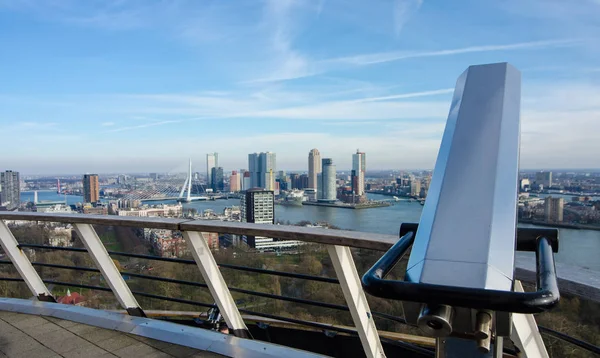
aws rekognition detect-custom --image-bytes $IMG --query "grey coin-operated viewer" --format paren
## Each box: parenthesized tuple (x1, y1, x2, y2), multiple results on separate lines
(362, 63, 560, 357)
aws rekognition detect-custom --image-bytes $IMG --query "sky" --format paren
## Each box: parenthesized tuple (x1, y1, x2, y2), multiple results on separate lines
(1, 0, 599, 175)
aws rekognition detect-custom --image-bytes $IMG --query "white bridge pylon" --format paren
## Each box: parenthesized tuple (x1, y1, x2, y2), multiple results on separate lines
(177, 158, 208, 203)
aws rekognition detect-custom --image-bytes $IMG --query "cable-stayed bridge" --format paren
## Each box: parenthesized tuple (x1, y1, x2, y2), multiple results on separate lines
(122, 159, 209, 202)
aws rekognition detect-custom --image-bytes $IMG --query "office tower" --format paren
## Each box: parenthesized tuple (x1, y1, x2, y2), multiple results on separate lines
(318, 159, 336, 202)
(260, 152, 276, 190)
(83, 174, 99, 203)
(410, 178, 421, 197)
(535, 171, 552, 188)
(240, 189, 274, 248)
(207, 153, 218, 185)
(149, 173, 158, 181)
(299, 174, 309, 189)
(211, 167, 224, 192)
(248, 152, 276, 189)
(242, 171, 251, 191)
(308, 149, 321, 190)
(351, 150, 366, 196)
(0, 170, 20, 210)
(248, 153, 259, 188)
(230, 171, 240, 192)
(544, 196, 564, 222)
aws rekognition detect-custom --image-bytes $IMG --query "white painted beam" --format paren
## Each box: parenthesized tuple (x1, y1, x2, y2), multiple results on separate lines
(0, 221, 54, 302)
(327, 245, 385, 358)
(183, 230, 249, 337)
(73, 223, 144, 316)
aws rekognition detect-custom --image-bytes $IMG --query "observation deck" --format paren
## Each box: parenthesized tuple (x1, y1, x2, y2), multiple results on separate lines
(0, 212, 597, 357)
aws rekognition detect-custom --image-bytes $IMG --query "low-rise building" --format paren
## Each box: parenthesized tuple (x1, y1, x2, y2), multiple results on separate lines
(117, 204, 182, 217)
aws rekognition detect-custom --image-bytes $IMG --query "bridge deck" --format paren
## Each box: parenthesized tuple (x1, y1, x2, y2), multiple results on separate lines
(0, 310, 221, 358)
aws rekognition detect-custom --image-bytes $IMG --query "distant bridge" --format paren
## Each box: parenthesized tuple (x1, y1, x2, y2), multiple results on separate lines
(121, 159, 210, 203)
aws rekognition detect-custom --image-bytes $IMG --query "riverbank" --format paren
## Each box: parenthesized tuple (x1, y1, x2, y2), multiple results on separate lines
(302, 201, 390, 209)
(518, 219, 600, 231)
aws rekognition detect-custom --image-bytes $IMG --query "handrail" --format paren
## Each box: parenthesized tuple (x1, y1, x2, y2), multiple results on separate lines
(3, 213, 598, 303)
(362, 232, 560, 313)
(0, 212, 398, 251)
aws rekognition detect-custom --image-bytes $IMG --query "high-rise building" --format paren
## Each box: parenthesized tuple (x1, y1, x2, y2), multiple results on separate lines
(83, 174, 99, 203)
(211, 167, 224, 192)
(242, 171, 251, 191)
(319, 159, 337, 202)
(248, 152, 276, 189)
(410, 178, 422, 197)
(248, 153, 259, 188)
(299, 174, 309, 189)
(0, 170, 20, 210)
(308, 149, 321, 191)
(229, 171, 240, 192)
(240, 189, 274, 248)
(260, 152, 276, 190)
(206, 153, 218, 185)
(535, 171, 552, 188)
(520, 178, 531, 191)
(351, 150, 366, 196)
(544, 197, 564, 222)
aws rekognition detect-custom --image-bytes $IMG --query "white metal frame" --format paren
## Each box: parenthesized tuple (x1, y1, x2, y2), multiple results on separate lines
(0, 220, 54, 301)
(327, 245, 385, 358)
(511, 281, 549, 358)
(183, 231, 249, 337)
(73, 223, 145, 316)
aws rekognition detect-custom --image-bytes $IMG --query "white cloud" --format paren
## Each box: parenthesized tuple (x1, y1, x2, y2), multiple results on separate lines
(323, 39, 581, 66)
(393, 0, 423, 36)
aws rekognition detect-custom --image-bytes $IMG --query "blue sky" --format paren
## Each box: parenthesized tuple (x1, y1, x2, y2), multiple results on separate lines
(1, 0, 599, 174)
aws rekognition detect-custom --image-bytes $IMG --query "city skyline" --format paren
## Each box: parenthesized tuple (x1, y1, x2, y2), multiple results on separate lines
(1, 1, 599, 173)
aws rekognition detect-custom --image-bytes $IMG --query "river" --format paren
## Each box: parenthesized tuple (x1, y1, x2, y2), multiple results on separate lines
(20, 191, 600, 272)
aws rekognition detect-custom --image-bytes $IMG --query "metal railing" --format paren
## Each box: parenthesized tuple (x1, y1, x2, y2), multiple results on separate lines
(0, 212, 598, 357)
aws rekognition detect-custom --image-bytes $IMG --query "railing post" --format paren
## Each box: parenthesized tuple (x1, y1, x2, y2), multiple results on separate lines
(511, 281, 549, 358)
(183, 230, 250, 338)
(327, 245, 385, 358)
(73, 223, 145, 317)
(0, 221, 55, 302)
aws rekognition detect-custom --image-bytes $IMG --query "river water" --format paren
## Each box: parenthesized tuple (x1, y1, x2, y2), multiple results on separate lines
(21, 191, 600, 272)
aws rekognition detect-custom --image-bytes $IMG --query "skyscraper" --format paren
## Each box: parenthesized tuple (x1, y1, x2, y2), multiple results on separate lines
(229, 171, 240, 192)
(248, 153, 259, 188)
(211, 167, 224, 192)
(260, 152, 276, 191)
(351, 150, 366, 196)
(0, 170, 20, 210)
(535, 171, 552, 188)
(242, 171, 251, 191)
(248, 152, 276, 189)
(83, 174, 99, 203)
(240, 189, 274, 248)
(544, 196, 564, 222)
(308, 149, 321, 190)
(206, 153, 218, 185)
(319, 159, 337, 202)
(410, 178, 421, 197)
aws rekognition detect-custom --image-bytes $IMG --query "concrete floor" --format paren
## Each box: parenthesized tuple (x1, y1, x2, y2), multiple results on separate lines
(0, 310, 224, 358)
